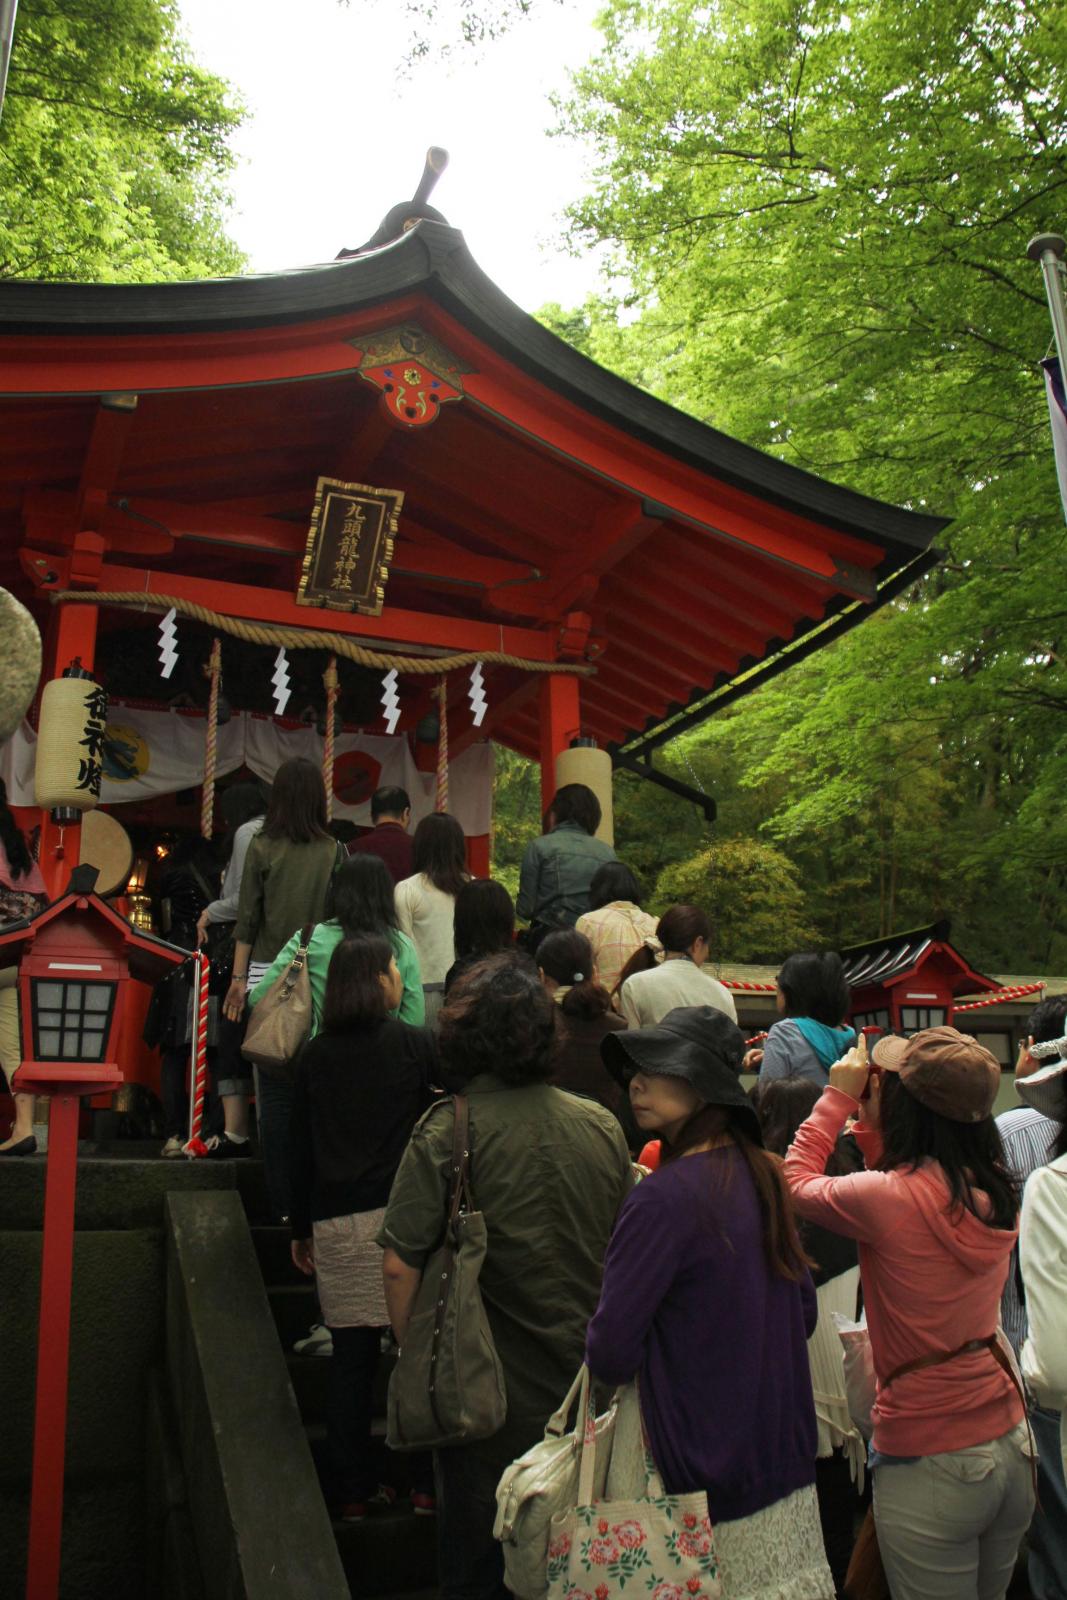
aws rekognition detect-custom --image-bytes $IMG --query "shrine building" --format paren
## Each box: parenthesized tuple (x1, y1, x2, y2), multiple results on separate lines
(0, 187, 946, 908)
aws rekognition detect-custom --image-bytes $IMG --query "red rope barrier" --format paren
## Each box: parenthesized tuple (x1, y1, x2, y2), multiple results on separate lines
(183, 952, 210, 1158)
(725, 980, 778, 993)
(954, 983, 1045, 1012)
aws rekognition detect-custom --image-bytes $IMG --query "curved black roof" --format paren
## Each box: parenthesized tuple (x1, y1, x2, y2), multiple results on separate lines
(0, 222, 947, 553)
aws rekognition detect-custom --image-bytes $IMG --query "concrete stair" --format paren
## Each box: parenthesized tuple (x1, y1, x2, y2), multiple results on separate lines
(247, 1219, 439, 1597)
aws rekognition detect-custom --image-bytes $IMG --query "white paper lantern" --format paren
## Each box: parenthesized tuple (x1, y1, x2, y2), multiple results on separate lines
(34, 676, 109, 812)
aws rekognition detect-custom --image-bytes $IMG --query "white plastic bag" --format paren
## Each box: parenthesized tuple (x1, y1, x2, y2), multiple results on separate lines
(832, 1309, 876, 1440)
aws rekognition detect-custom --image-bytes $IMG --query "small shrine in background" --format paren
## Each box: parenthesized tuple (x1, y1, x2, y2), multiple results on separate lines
(841, 919, 1002, 1034)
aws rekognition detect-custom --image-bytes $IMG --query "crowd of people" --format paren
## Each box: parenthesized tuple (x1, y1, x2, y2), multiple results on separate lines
(2, 767, 1066, 1600)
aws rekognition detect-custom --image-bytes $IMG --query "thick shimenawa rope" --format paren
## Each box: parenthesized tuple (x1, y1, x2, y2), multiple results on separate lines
(201, 638, 221, 840)
(50, 592, 596, 678)
(322, 655, 338, 823)
(435, 675, 449, 812)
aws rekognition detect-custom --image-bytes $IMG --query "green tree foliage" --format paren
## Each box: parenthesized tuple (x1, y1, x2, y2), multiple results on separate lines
(515, 0, 1067, 973)
(1, 0, 245, 280)
(655, 838, 816, 962)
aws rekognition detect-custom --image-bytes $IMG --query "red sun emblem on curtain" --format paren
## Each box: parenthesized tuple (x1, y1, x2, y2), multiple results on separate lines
(332, 750, 382, 808)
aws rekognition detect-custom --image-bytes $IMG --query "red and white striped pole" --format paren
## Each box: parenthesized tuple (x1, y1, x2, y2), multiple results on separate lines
(184, 951, 210, 1158)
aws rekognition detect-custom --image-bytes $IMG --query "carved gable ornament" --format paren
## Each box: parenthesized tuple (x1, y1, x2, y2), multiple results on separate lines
(355, 325, 469, 428)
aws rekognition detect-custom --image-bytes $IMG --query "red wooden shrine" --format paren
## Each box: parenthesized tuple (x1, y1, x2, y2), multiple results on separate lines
(842, 920, 1000, 1034)
(0, 204, 947, 909)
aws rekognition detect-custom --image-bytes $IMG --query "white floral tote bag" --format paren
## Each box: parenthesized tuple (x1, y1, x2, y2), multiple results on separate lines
(545, 1379, 722, 1600)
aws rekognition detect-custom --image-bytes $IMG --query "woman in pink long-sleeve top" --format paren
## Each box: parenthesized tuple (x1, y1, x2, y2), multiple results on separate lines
(784, 1027, 1033, 1600)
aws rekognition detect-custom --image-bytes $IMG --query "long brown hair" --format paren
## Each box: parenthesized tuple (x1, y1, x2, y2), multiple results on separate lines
(614, 903, 710, 993)
(412, 811, 469, 896)
(261, 758, 331, 845)
(662, 1104, 813, 1281)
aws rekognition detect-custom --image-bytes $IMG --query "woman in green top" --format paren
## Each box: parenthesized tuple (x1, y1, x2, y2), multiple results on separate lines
(250, 853, 424, 1033)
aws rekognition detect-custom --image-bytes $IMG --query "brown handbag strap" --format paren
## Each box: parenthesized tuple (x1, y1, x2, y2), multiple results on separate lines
(448, 1093, 472, 1220)
(884, 1335, 999, 1387)
(279, 923, 315, 998)
(885, 1333, 1037, 1494)
(427, 1095, 472, 1431)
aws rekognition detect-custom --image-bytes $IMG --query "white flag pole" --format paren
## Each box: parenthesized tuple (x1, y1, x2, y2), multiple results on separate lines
(1028, 233, 1067, 375)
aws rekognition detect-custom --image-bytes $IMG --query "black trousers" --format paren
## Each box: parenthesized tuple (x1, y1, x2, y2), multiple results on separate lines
(815, 1447, 861, 1597)
(160, 1045, 222, 1141)
(327, 1325, 380, 1503)
(434, 1441, 511, 1600)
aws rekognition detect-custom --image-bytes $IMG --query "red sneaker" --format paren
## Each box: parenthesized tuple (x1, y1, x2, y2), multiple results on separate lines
(337, 1501, 368, 1522)
(411, 1490, 437, 1516)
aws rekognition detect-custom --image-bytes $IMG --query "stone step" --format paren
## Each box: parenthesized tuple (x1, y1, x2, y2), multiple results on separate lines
(251, 1221, 304, 1283)
(333, 1506, 439, 1598)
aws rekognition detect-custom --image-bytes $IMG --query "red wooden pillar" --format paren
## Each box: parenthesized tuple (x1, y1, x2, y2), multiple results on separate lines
(466, 835, 491, 879)
(538, 673, 581, 816)
(36, 601, 100, 901)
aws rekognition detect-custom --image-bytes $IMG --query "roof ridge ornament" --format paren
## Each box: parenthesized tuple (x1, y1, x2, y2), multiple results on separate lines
(337, 146, 450, 259)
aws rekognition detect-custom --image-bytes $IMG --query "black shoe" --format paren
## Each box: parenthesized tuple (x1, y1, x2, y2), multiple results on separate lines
(204, 1133, 252, 1160)
(0, 1136, 37, 1157)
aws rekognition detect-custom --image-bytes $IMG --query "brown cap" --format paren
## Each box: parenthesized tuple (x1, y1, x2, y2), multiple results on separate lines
(871, 1026, 1000, 1123)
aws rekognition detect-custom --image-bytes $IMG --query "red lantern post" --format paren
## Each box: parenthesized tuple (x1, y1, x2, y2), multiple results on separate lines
(0, 866, 185, 1600)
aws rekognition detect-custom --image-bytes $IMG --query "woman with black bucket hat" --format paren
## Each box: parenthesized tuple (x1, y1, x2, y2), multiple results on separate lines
(784, 1027, 1033, 1600)
(586, 1005, 834, 1599)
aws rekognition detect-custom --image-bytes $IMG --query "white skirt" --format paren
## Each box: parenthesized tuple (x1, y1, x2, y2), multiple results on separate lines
(312, 1207, 388, 1328)
(714, 1485, 833, 1600)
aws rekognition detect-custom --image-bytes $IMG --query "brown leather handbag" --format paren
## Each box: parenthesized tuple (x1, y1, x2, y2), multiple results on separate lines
(239, 923, 315, 1079)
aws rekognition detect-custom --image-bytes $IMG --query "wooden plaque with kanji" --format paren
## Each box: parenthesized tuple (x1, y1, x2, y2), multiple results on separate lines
(297, 477, 404, 614)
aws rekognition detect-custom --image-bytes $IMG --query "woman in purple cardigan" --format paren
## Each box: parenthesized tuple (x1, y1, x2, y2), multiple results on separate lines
(586, 1007, 833, 1600)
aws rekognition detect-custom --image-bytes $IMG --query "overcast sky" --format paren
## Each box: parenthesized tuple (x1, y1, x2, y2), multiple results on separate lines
(177, 0, 608, 312)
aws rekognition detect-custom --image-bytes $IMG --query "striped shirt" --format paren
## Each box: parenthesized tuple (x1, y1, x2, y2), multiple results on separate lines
(996, 1105, 1058, 1353)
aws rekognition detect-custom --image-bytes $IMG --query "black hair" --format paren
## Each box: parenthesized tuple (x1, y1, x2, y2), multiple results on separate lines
(1025, 995, 1067, 1045)
(218, 781, 266, 864)
(756, 1077, 858, 1176)
(321, 935, 392, 1030)
(550, 783, 601, 837)
(0, 777, 33, 880)
(412, 811, 468, 896)
(538, 928, 610, 1019)
(326, 854, 399, 936)
(261, 758, 331, 845)
(776, 952, 850, 1027)
(371, 786, 410, 822)
(588, 861, 645, 911)
(453, 879, 515, 961)
(615, 903, 710, 991)
(878, 1072, 1018, 1230)
(220, 780, 266, 832)
(438, 952, 556, 1087)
